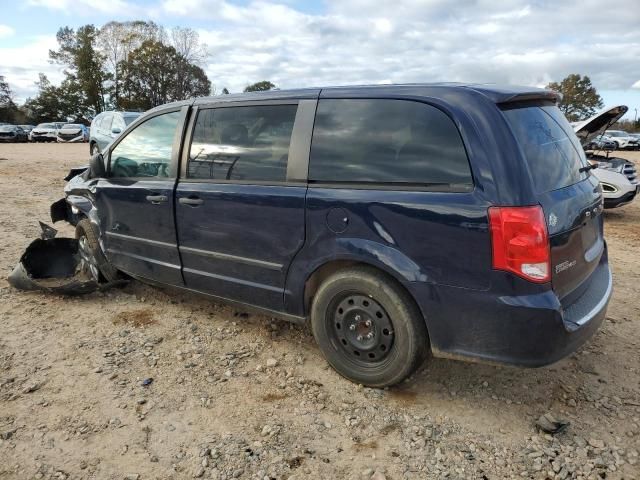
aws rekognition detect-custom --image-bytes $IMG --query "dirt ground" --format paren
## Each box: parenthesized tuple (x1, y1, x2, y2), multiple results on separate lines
(0, 143, 638, 480)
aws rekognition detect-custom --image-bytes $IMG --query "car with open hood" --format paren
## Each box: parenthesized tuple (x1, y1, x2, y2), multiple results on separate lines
(34, 84, 612, 387)
(573, 105, 638, 208)
(57, 123, 89, 143)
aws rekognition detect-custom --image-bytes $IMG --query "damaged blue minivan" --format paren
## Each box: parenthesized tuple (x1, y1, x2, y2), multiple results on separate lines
(45, 84, 612, 386)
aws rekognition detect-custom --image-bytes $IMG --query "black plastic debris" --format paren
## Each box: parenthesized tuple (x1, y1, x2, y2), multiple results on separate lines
(141, 378, 153, 387)
(38, 221, 57, 240)
(7, 222, 124, 295)
(535, 413, 570, 434)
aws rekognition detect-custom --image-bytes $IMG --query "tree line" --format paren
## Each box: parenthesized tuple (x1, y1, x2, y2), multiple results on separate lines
(0, 20, 276, 124)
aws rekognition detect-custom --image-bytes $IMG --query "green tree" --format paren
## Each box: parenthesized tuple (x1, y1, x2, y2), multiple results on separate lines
(0, 75, 18, 123)
(221, 87, 229, 94)
(546, 74, 604, 122)
(22, 74, 81, 123)
(49, 25, 109, 116)
(98, 20, 164, 108)
(119, 40, 211, 110)
(244, 81, 275, 92)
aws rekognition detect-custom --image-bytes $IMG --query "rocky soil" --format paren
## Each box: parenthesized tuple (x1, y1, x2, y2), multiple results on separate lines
(0, 143, 638, 480)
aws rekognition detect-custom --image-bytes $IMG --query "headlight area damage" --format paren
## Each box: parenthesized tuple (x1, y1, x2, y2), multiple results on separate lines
(7, 167, 125, 295)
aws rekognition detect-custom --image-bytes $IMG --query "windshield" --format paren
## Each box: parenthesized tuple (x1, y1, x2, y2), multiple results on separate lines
(606, 131, 624, 137)
(124, 115, 140, 126)
(0, 125, 16, 132)
(63, 124, 82, 129)
(502, 104, 588, 193)
(37, 123, 56, 129)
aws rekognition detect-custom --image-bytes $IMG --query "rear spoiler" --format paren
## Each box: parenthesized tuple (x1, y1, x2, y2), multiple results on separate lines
(465, 85, 561, 105)
(496, 90, 561, 105)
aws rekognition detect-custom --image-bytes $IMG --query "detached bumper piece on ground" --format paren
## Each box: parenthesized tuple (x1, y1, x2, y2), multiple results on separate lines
(7, 222, 124, 295)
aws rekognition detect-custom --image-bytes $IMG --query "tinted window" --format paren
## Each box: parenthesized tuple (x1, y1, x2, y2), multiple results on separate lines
(110, 111, 181, 178)
(309, 99, 472, 187)
(502, 105, 587, 193)
(124, 115, 139, 126)
(188, 105, 297, 182)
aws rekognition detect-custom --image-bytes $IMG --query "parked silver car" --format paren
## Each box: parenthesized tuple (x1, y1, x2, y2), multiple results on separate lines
(57, 123, 89, 143)
(89, 111, 141, 154)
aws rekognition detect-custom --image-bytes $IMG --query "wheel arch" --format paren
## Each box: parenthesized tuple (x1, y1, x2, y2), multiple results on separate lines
(300, 257, 429, 333)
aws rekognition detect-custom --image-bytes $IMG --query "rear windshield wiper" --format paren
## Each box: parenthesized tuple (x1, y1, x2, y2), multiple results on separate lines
(579, 163, 598, 173)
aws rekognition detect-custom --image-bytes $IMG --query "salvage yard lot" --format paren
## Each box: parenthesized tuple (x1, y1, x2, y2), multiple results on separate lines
(0, 143, 639, 480)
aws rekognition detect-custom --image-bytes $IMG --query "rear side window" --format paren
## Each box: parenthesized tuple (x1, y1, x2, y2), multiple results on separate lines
(187, 105, 297, 182)
(502, 105, 587, 193)
(309, 99, 473, 188)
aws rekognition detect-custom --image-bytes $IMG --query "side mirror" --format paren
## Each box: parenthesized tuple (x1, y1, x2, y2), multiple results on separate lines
(89, 153, 106, 178)
(111, 127, 121, 135)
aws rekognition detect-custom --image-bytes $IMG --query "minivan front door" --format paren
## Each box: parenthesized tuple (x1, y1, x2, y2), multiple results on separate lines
(95, 108, 187, 285)
(175, 102, 311, 311)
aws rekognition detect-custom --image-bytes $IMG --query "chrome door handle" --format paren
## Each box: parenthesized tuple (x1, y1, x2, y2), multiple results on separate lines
(179, 197, 204, 206)
(146, 194, 168, 204)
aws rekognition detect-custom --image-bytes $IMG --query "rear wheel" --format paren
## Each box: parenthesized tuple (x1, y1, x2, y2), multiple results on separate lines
(311, 267, 429, 387)
(75, 219, 118, 282)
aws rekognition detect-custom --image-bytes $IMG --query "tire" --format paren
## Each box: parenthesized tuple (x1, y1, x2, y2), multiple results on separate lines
(613, 141, 620, 150)
(75, 219, 119, 282)
(311, 266, 429, 387)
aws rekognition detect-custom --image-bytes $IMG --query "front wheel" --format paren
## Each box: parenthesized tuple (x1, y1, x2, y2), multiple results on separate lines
(75, 219, 119, 282)
(311, 267, 429, 387)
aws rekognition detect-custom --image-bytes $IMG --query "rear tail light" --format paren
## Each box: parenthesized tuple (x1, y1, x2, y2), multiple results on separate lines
(488, 205, 550, 283)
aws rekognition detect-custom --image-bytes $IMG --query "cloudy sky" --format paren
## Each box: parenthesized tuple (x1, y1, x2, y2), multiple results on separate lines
(1, 0, 639, 118)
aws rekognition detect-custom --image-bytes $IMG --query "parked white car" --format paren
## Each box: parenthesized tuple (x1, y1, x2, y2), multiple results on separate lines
(604, 129, 639, 150)
(56, 123, 89, 143)
(30, 122, 64, 142)
(573, 106, 639, 208)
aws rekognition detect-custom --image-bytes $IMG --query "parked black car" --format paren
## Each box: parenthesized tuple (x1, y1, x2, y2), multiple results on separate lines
(0, 125, 29, 142)
(49, 84, 611, 387)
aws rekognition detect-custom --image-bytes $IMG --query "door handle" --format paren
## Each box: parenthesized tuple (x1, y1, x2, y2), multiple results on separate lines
(146, 194, 168, 204)
(179, 196, 204, 206)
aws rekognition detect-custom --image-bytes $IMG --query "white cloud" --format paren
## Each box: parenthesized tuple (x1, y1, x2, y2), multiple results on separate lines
(632, 80, 640, 89)
(0, 24, 14, 38)
(159, 0, 640, 94)
(3, 0, 640, 101)
(0, 36, 65, 101)
(26, 0, 140, 15)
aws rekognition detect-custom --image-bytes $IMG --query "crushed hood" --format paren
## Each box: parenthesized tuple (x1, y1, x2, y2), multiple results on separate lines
(573, 105, 628, 146)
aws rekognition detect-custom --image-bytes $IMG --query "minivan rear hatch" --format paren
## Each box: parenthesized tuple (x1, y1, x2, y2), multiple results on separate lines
(501, 103, 604, 300)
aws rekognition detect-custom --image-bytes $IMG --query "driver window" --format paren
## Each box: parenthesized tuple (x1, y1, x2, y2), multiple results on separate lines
(110, 111, 181, 178)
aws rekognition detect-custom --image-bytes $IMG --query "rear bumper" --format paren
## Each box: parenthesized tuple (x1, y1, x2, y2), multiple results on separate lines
(411, 250, 611, 367)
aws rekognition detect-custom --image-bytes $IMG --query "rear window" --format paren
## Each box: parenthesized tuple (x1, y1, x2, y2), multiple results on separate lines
(502, 105, 588, 193)
(309, 99, 473, 189)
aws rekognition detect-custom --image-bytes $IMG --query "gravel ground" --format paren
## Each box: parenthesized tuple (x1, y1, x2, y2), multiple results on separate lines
(0, 143, 639, 480)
